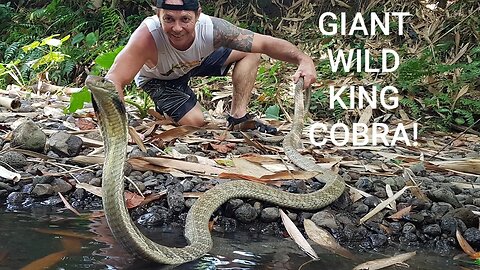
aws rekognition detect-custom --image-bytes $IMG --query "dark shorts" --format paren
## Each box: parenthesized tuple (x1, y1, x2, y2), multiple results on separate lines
(141, 47, 233, 122)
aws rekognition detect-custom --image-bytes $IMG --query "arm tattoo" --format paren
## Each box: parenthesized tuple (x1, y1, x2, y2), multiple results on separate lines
(211, 17, 254, 52)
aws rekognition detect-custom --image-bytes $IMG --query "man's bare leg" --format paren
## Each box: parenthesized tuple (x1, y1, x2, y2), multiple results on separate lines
(224, 50, 261, 118)
(177, 101, 205, 127)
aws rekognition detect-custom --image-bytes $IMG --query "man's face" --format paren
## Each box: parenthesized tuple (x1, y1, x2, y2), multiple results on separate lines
(158, 1, 199, 50)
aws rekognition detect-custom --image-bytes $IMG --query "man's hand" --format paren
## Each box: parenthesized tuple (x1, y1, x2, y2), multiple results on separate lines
(293, 57, 316, 89)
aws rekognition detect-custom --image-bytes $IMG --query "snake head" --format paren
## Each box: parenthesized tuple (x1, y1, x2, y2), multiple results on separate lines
(85, 75, 126, 115)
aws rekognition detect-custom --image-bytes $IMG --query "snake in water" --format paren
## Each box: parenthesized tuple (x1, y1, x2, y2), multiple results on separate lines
(85, 75, 345, 265)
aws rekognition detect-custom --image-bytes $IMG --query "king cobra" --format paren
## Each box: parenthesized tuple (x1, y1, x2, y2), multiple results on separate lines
(85, 75, 345, 265)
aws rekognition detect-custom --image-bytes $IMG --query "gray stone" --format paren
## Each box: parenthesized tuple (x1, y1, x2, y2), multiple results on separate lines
(423, 224, 441, 236)
(48, 131, 83, 157)
(167, 183, 185, 212)
(173, 143, 192, 154)
(369, 233, 388, 248)
(129, 181, 145, 193)
(409, 162, 426, 176)
(31, 184, 54, 196)
(51, 179, 73, 193)
(402, 222, 416, 234)
(260, 207, 280, 222)
(355, 177, 373, 191)
(441, 216, 466, 236)
(445, 208, 479, 228)
(311, 210, 339, 229)
(363, 196, 381, 208)
(144, 179, 159, 188)
(185, 198, 196, 208)
(11, 119, 46, 152)
(352, 202, 369, 215)
(181, 179, 195, 192)
(430, 188, 462, 208)
(464, 228, 480, 249)
(431, 202, 454, 217)
(89, 177, 102, 187)
(234, 203, 258, 223)
(6, 192, 27, 206)
(0, 151, 27, 169)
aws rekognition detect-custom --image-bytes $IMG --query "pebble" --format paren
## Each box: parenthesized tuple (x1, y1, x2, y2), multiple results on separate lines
(311, 210, 339, 230)
(234, 203, 258, 223)
(260, 207, 280, 222)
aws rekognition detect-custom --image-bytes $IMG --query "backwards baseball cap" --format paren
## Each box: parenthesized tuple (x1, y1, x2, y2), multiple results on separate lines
(156, 0, 199, 11)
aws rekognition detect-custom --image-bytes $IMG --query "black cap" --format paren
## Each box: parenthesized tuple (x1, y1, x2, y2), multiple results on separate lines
(156, 0, 199, 11)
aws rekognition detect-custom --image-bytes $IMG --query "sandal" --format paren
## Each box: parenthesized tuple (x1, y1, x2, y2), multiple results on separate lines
(227, 113, 278, 135)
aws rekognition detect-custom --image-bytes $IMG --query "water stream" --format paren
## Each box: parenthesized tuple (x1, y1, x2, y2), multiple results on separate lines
(0, 208, 471, 270)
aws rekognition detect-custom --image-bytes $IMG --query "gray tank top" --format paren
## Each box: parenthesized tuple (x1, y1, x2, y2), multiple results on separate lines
(134, 13, 215, 87)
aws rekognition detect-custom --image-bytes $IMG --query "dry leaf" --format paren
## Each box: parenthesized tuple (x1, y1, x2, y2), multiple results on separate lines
(387, 205, 412, 221)
(353, 251, 416, 270)
(125, 191, 145, 209)
(58, 192, 81, 216)
(0, 165, 21, 182)
(75, 118, 96, 130)
(304, 219, 355, 260)
(385, 184, 396, 211)
(128, 126, 147, 152)
(19, 250, 68, 270)
(150, 125, 200, 141)
(279, 209, 318, 260)
(210, 142, 236, 153)
(76, 182, 102, 197)
(360, 186, 412, 224)
(456, 229, 480, 259)
(137, 157, 225, 175)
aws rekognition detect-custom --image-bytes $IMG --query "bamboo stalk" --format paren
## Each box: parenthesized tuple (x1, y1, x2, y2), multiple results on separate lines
(0, 95, 20, 110)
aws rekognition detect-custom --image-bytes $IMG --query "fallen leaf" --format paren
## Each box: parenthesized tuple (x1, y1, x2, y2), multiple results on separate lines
(19, 250, 68, 270)
(385, 184, 396, 211)
(125, 191, 145, 209)
(280, 209, 318, 260)
(304, 219, 355, 260)
(58, 192, 81, 216)
(456, 229, 480, 259)
(387, 205, 412, 221)
(75, 118, 96, 130)
(128, 126, 147, 152)
(136, 157, 225, 175)
(360, 186, 412, 224)
(150, 125, 200, 141)
(76, 182, 102, 197)
(139, 191, 167, 207)
(32, 228, 94, 240)
(0, 165, 21, 182)
(210, 142, 236, 153)
(353, 251, 416, 270)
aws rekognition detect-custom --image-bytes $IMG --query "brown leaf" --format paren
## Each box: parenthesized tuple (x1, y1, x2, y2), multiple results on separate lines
(304, 219, 355, 260)
(210, 142, 236, 154)
(387, 205, 412, 221)
(75, 118, 96, 130)
(241, 153, 281, 164)
(150, 125, 200, 141)
(58, 192, 81, 216)
(125, 191, 145, 209)
(353, 251, 416, 270)
(20, 250, 68, 270)
(280, 209, 318, 260)
(32, 228, 94, 240)
(128, 126, 147, 153)
(136, 157, 225, 175)
(456, 229, 479, 259)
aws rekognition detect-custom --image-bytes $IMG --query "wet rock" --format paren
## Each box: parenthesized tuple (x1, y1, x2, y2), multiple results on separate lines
(402, 222, 417, 234)
(331, 191, 350, 210)
(128, 181, 146, 193)
(128, 147, 148, 158)
(181, 179, 195, 192)
(440, 216, 466, 236)
(75, 172, 95, 183)
(408, 198, 432, 211)
(369, 233, 388, 248)
(423, 224, 442, 237)
(463, 228, 480, 249)
(11, 119, 46, 152)
(311, 210, 339, 230)
(0, 151, 27, 169)
(6, 192, 27, 206)
(51, 178, 73, 193)
(430, 188, 462, 208)
(352, 202, 369, 216)
(185, 198, 196, 208)
(403, 213, 425, 224)
(234, 203, 258, 223)
(89, 177, 102, 187)
(33, 176, 54, 185)
(48, 131, 83, 157)
(260, 207, 280, 222)
(0, 189, 7, 198)
(167, 183, 185, 212)
(213, 217, 237, 233)
(431, 202, 454, 218)
(409, 162, 426, 176)
(144, 179, 159, 188)
(343, 224, 368, 242)
(445, 208, 479, 228)
(137, 212, 165, 226)
(287, 212, 298, 222)
(225, 199, 244, 216)
(0, 182, 13, 191)
(355, 177, 373, 191)
(31, 184, 54, 197)
(364, 196, 381, 208)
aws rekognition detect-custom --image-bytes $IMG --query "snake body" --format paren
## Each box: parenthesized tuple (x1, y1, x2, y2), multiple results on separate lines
(85, 75, 345, 265)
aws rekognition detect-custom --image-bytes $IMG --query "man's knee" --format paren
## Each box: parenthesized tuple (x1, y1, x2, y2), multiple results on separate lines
(177, 104, 205, 127)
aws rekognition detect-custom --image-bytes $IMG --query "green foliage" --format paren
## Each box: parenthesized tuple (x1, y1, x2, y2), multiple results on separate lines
(265, 104, 280, 119)
(65, 87, 92, 114)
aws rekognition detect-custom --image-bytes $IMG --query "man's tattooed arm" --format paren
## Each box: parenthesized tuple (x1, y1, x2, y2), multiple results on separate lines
(211, 17, 254, 52)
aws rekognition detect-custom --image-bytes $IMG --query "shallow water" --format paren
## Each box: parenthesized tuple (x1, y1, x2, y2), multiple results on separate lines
(0, 208, 473, 270)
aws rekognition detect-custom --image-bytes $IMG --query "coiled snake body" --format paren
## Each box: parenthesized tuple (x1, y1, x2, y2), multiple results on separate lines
(85, 75, 345, 265)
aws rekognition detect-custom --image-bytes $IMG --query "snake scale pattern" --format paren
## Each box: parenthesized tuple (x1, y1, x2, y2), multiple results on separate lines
(85, 75, 345, 265)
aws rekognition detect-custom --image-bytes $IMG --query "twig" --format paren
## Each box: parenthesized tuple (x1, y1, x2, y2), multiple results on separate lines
(428, 118, 480, 161)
